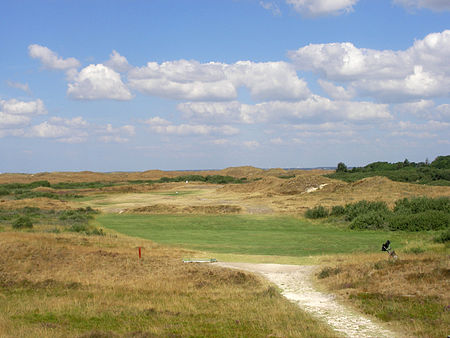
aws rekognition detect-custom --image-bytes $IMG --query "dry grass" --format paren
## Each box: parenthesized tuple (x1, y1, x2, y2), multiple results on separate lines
(315, 252, 450, 337)
(0, 231, 337, 337)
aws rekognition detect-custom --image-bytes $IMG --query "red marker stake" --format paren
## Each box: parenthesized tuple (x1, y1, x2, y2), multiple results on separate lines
(138, 247, 141, 259)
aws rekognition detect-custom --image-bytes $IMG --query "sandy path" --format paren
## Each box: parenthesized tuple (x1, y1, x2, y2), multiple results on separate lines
(217, 262, 399, 338)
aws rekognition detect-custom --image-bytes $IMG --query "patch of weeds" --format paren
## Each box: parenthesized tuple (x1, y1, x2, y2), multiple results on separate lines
(433, 228, 450, 243)
(403, 247, 425, 254)
(317, 266, 341, 279)
(12, 216, 33, 229)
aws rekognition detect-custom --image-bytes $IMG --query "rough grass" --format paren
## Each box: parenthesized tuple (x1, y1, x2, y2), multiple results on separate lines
(0, 231, 336, 337)
(316, 252, 450, 338)
(96, 214, 430, 257)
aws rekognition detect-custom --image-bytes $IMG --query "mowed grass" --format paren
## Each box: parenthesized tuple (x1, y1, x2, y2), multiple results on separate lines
(97, 214, 427, 258)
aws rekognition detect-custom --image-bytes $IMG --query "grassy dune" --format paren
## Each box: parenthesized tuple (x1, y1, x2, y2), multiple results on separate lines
(0, 231, 337, 337)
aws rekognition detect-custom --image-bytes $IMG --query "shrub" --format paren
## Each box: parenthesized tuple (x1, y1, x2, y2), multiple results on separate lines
(389, 210, 449, 231)
(350, 211, 389, 230)
(393, 197, 449, 214)
(433, 228, 450, 243)
(317, 267, 341, 279)
(0, 188, 10, 196)
(67, 224, 89, 233)
(12, 216, 33, 229)
(305, 205, 329, 219)
(330, 205, 345, 216)
(344, 200, 390, 221)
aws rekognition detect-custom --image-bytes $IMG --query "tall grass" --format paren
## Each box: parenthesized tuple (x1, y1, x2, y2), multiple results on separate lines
(0, 232, 337, 337)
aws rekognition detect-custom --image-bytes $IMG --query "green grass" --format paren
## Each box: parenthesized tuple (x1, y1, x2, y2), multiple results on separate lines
(97, 214, 427, 257)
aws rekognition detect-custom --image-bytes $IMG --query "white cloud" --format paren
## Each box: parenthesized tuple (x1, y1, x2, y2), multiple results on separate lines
(105, 50, 132, 73)
(128, 60, 233, 101)
(318, 79, 355, 100)
(128, 59, 310, 102)
(67, 64, 133, 100)
(145, 117, 171, 126)
(395, 100, 450, 121)
(102, 123, 135, 136)
(0, 98, 46, 115)
(289, 30, 450, 102)
(146, 118, 239, 136)
(99, 135, 130, 143)
(29, 121, 70, 138)
(259, 1, 282, 16)
(28, 44, 80, 70)
(178, 96, 391, 124)
(227, 61, 310, 101)
(0, 112, 30, 128)
(393, 0, 450, 11)
(49, 116, 89, 127)
(7, 81, 31, 94)
(286, 0, 358, 17)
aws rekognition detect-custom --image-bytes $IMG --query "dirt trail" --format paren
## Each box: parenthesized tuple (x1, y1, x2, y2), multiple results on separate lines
(217, 262, 399, 338)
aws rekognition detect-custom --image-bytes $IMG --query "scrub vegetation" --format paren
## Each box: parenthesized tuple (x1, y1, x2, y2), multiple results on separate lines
(327, 155, 450, 186)
(304, 196, 449, 233)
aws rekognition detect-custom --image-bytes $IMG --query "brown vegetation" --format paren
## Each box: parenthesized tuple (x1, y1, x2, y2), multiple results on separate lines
(0, 231, 336, 337)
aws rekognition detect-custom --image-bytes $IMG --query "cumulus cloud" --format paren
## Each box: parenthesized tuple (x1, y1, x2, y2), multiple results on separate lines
(49, 116, 89, 127)
(178, 96, 391, 124)
(318, 79, 355, 100)
(67, 64, 133, 100)
(105, 50, 132, 73)
(25, 117, 89, 143)
(395, 100, 450, 121)
(128, 60, 310, 102)
(0, 98, 46, 115)
(0, 112, 30, 128)
(29, 121, 71, 138)
(145, 117, 238, 136)
(286, 0, 358, 17)
(393, 0, 450, 11)
(28, 44, 80, 70)
(289, 30, 450, 102)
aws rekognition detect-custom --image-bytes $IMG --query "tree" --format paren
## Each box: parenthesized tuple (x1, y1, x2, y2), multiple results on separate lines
(336, 162, 348, 173)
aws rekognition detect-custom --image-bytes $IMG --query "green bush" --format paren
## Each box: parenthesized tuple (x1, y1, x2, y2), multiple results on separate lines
(12, 216, 33, 229)
(305, 206, 329, 219)
(389, 210, 449, 231)
(344, 201, 390, 221)
(430, 155, 450, 169)
(349, 211, 389, 230)
(0, 188, 10, 196)
(433, 228, 450, 243)
(330, 205, 345, 216)
(393, 197, 449, 214)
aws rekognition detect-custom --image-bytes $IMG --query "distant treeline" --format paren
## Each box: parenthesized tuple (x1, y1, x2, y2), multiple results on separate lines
(0, 175, 247, 200)
(327, 155, 450, 186)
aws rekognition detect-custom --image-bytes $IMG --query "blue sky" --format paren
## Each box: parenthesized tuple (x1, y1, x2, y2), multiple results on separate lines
(1, 0, 449, 172)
